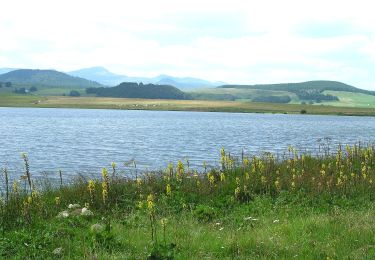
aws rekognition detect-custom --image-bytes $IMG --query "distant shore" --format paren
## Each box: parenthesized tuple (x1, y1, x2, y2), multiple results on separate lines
(1, 94, 375, 116)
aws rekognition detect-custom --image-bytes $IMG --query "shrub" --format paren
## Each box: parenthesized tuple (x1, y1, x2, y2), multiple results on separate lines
(69, 90, 81, 97)
(193, 205, 218, 222)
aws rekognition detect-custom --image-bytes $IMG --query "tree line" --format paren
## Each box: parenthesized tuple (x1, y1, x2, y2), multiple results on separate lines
(86, 82, 191, 100)
(0, 82, 12, 88)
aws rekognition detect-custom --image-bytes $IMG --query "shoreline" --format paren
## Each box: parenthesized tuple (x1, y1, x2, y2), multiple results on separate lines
(1, 94, 375, 116)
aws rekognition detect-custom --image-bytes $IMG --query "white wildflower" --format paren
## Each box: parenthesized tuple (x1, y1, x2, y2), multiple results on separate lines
(90, 223, 105, 233)
(81, 207, 93, 216)
(244, 216, 258, 221)
(57, 210, 69, 218)
(68, 203, 80, 209)
(52, 247, 63, 255)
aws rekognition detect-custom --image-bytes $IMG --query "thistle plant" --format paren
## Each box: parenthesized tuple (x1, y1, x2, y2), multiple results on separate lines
(3, 168, 9, 204)
(111, 162, 116, 179)
(21, 153, 32, 194)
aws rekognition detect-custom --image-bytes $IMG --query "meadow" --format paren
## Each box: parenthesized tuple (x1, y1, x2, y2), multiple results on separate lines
(1, 144, 375, 258)
(2, 94, 375, 116)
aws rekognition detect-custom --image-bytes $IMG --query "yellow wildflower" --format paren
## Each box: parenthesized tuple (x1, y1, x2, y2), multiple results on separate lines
(261, 176, 267, 185)
(147, 194, 155, 213)
(102, 182, 108, 204)
(87, 180, 95, 195)
(274, 178, 281, 191)
(236, 177, 240, 186)
(102, 168, 108, 179)
(13, 181, 19, 193)
(220, 172, 226, 182)
(234, 187, 241, 198)
(136, 177, 142, 188)
(243, 158, 250, 167)
(166, 184, 172, 195)
(207, 172, 215, 185)
(176, 160, 184, 181)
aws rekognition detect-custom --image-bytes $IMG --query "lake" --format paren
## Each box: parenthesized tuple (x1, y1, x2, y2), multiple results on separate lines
(1, 107, 374, 181)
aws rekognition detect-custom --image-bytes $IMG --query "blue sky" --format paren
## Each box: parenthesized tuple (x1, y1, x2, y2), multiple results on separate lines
(1, 0, 375, 89)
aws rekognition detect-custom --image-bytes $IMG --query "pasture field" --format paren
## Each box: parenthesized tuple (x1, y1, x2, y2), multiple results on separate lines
(320, 90, 375, 108)
(2, 94, 375, 116)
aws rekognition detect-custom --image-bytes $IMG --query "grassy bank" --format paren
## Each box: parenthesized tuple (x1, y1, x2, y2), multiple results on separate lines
(1, 145, 375, 258)
(2, 94, 375, 116)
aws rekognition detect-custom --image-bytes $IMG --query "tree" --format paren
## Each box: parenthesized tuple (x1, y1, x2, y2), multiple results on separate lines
(29, 86, 38, 92)
(5, 82, 12, 88)
(69, 90, 81, 97)
(14, 88, 26, 94)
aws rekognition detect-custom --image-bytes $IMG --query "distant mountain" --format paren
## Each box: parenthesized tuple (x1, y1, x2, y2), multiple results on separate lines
(68, 67, 222, 89)
(0, 69, 103, 88)
(220, 80, 375, 96)
(152, 74, 222, 89)
(86, 82, 191, 100)
(0, 68, 17, 75)
(68, 67, 128, 86)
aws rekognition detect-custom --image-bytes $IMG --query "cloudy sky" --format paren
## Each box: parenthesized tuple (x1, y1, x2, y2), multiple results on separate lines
(1, 0, 375, 89)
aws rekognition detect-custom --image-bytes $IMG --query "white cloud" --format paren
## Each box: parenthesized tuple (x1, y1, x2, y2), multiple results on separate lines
(1, 0, 375, 89)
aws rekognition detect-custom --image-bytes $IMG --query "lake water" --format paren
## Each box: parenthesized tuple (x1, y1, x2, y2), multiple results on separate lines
(1, 107, 375, 181)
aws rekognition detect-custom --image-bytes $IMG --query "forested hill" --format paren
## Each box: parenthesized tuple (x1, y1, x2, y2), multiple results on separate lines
(86, 82, 191, 100)
(0, 69, 103, 88)
(220, 81, 375, 96)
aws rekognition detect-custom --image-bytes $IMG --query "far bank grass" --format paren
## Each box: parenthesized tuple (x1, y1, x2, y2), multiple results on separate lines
(1, 94, 375, 116)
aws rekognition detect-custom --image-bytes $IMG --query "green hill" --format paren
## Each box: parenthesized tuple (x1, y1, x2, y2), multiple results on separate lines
(86, 82, 191, 100)
(220, 80, 375, 95)
(0, 69, 103, 88)
(190, 80, 375, 105)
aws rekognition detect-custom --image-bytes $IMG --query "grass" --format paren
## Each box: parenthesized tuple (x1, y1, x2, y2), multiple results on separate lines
(189, 87, 297, 101)
(34, 87, 85, 96)
(0, 93, 46, 106)
(321, 90, 375, 108)
(1, 145, 375, 258)
(2, 93, 375, 116)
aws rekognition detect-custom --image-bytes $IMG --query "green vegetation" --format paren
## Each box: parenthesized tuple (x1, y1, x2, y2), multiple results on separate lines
(220, 80, 375, 95)
(190, 87, 295, 102)
(0, 82, 12, 88)
(318, 91, 375, 108)
(2, 72, 375, 109)
(86, 82, 191, 100)
(252, 95, 291, 103)
(2, 145, 375, 258)
(0, 93, 45, 106)
(191, 81, 375, 106)
(0, 69, 103, 88)
(2, 94, 375, 116)
(69, 90, 81, 97)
